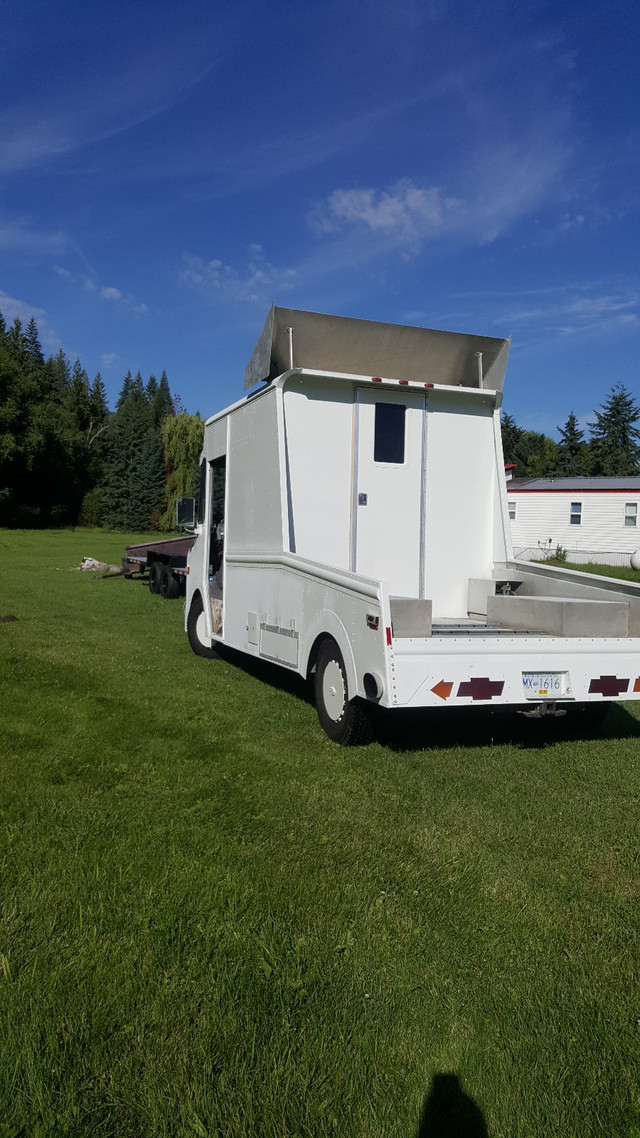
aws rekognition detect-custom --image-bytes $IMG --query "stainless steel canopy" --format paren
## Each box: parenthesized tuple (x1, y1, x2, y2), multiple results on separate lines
(244, 304, 510, 391)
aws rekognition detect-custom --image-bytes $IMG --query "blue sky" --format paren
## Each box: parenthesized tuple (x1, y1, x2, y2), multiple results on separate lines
(2, 0, 638, 435)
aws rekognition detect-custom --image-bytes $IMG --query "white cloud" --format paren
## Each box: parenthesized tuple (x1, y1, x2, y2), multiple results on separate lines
(101, 352, 119, 369)
(0, 290, 46, 326)
(100, 286, 123, 301)
(180, 246, 297, 304)
(310, 179, 458, 251)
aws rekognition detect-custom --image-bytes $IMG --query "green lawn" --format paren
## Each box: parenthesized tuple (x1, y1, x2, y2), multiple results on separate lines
(1, 530, 639, 1138)
(544, 558, 640, 583)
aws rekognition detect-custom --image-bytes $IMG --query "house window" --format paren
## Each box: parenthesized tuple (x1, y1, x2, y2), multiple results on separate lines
(625, 502, 638, 527)
(508, 500, 516, 520)
(570, 501, 582, 525)
(374, 402, 406, 464)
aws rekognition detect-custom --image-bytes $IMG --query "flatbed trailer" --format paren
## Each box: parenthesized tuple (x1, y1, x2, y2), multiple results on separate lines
(179, 306, 640, 742)
(122, 535, 195, 598)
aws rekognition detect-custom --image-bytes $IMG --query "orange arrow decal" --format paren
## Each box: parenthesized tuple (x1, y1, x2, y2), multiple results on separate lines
(431, 680, 453, 701)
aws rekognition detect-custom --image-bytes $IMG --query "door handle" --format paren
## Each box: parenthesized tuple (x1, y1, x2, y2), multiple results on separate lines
(358, 493, 368, 505)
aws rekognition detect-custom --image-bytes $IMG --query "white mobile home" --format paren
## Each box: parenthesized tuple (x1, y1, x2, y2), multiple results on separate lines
(508, 477, 640, 564)
(183, 307, 640, 742)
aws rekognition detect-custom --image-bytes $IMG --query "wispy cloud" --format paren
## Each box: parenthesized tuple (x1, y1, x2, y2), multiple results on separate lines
(0, 10, 221, 174)
(502, 290, 639, 336)
(100, 353, 120, 370)
(0, 217, 69, 256)
(180, 245, 297, 304)
(56, 267, 147, 317)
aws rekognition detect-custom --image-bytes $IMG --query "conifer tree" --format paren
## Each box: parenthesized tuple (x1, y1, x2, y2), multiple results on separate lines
(88, 373, 109, 446)
(151, 370, 173, 428)
(25, 317, 44, 370)
(116, 370, 134, 410)
(67, 360, 92, 432)
(556, 412, 587, 476)
(6, 318, 28, 369)
(589, 385, 640, 475)
(101, 375, 165, 530)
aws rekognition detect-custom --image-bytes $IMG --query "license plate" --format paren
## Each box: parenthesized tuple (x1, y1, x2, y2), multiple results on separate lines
(522, 672, 569, 699)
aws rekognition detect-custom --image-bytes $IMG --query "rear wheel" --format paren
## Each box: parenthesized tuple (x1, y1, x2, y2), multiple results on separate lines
(314, 639, 372, 745)
(187, 593, 218, 659)
(148, 561, 163, 594)
(160, 565, 180, 599)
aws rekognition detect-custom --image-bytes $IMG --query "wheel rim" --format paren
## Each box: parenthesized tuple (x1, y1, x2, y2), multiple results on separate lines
(196, 610, 208, 645)
(322, 658, 346, 721)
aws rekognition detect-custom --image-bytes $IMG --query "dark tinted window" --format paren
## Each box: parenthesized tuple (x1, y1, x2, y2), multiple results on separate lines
(374, 402, 406, 463)
(210, 455, 226, 526)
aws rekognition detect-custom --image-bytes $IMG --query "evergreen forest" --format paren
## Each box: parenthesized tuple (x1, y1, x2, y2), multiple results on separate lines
(501, 384, 640, 479)
(0, 312, 204, 530)
(1, 310, 638, 530)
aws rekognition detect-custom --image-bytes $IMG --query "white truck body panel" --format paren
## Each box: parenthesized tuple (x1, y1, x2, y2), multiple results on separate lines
(185, 308, 640, 723)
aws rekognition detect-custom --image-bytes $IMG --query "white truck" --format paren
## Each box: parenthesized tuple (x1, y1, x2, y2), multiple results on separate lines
(181, 306, 640, 743)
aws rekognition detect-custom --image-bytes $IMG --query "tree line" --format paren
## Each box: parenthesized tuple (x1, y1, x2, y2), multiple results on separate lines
(0, 312, 203, 530)
(2, 309, 638, 529)
(502, 384, 640, 478)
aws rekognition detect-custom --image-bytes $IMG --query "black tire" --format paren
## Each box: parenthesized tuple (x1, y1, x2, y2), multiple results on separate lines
(148, 560, 163, 594)
(160, 565, 180, 599)
(187, 593, 218, 659)
(314, 638, 372, 745)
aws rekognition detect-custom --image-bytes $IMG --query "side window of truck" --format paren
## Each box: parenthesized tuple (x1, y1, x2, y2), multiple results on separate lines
(210, 456, 226, 526)
(374, 402, 406, 464)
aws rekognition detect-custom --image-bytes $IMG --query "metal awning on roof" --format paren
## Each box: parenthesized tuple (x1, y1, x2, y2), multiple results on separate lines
(244, 305, 510, 392)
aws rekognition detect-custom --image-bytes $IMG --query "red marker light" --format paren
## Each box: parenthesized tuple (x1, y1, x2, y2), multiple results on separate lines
(399, 379, 408, 385)
(385, 626, 392, 646)
(372, 377, 382, 382)
(424, 382, 434, 388)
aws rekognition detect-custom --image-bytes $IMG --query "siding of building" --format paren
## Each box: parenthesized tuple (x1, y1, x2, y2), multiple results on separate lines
(507, 479, 640, 560)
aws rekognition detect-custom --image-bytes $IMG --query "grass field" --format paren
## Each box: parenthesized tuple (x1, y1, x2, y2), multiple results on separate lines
(1, 530, 640, 1138)
(543, 558, 640, 583)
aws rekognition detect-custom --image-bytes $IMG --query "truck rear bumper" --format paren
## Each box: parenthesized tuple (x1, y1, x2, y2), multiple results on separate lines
(387, 635, 640, 709)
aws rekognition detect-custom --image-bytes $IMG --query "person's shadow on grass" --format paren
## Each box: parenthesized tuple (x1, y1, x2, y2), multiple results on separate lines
(417, 1073, 489, 1137)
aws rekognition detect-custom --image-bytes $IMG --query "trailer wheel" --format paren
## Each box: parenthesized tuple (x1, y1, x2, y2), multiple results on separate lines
(148, 561, 163, 594)
(187, 594, 218, 659)
(160, 565, 180, 599)
(314, 639, 372, 746)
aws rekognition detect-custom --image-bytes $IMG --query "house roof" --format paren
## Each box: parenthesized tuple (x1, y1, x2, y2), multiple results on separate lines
(508, 476, 640, 492)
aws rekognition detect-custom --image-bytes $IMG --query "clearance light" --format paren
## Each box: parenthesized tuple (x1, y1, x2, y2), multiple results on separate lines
(385, 626, 392, 646)
(398, 379, 409, 385)
(424, 382, 434, 388)
(372, 377, 382, 382)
